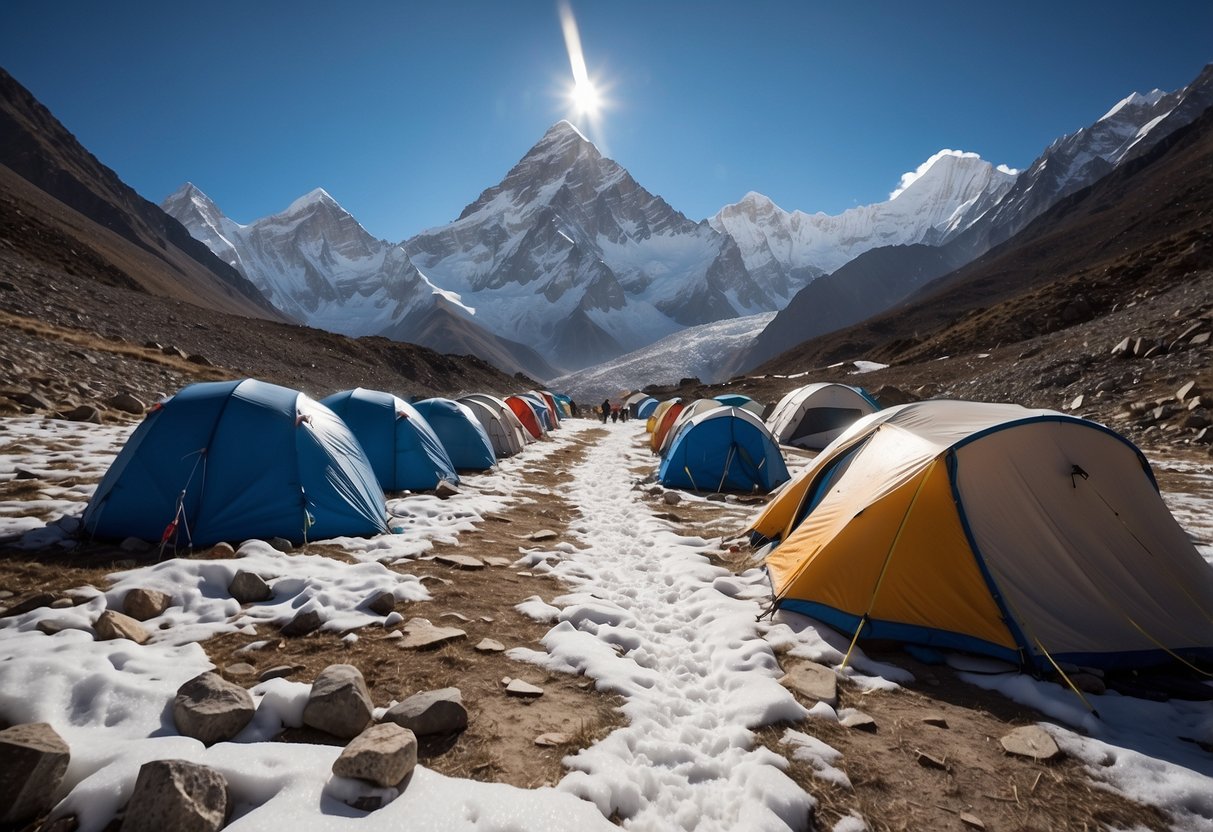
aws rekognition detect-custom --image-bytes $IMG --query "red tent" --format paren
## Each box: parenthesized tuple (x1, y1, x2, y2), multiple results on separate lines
(505, 395, 544, 439)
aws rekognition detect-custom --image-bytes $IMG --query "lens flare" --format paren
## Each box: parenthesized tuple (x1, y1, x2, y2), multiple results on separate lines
(558, 0, 606, 125)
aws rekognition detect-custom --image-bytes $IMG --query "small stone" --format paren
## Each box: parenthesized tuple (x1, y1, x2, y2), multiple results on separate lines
(1190, 332, 1212, 347)
(58, 404, 101, 424)
(229, 571, 273, 604)
(528, 530, 558, 541)
(35, 619, 76, 635)
(922, 714, 949, 729)
(475, 638, 505, 653)
(1068, 394, 1084, 411)
(173, 672, 255, 745)
(1177, 381, 1199, 403)
(124, 588, 172, 621)
(50, 597, 75, 609)
(258, 664, 304, 682)
(534, 732, 572, 746)
(1, 592, 59, 617)
(440, 611, 471, 622)
(1000, 725, 1062, 761)
(399, 618, 466, 649)
(281, 608, 323, 637)
(119, 759, 229, 832)
(303, 665, 374, 739)
(483, 556, 513, 567)
(222, 662, 257, 679)
(706, 493, 727, 502)
(960, 812, 985, 830)
(108, 392, 146, 414)
(187, 354, 213, 366)
(779, 661, 837, 707)
(120, 536, 152, 553)
(332, 723, 417, 789)
(382, 688, 468, 736)
(209, 542, 236, 558)
(434, 480, 460, 499)
(266, 537, 293, 552)
(367, 591, 396, 616)
(505, 679, 544, 698)
(13, 467, 38, 480)
(839, 711, 877, 732)
(663, 491, 682, 506)
(916, 750, 948, 770)
(435, 553, 485, 570)
(95, 610, 150, 644)
(1068, 672, 1106, 695)
(0, 722, 71, 825)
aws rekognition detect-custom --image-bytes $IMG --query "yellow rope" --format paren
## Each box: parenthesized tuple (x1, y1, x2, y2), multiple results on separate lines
(840, 460, 938, 671)
(1031, 636, 1099, 718)
(1124, 616, 1213, 678)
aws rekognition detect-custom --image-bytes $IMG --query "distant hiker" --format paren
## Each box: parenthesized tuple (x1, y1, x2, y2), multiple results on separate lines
(620, 406, 629, 423)
(611, 406, 619, 423)
(601, 399, 611, 424)
(570, 400, 579, 418)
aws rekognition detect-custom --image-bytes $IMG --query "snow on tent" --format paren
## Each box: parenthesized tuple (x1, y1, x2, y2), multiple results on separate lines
(766, 382, 880, 450)
(413, 398, 496, 471)
(83, 379, 388, 548)
(321, 388, 458, 491)
(714, 393, 764, 416)
(505, 394, 545, 439)
(659, 407, 790, 494)
(750, 400, 1213, 671)
(459, 396, 524, 458)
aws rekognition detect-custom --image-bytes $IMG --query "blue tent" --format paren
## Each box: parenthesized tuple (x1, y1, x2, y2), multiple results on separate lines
(659, 407, 789, 494)
(321, 388, 458, 491)
(83, 379, 388, 547)
(553, 393, 574, 418)
(413, 398, 496, 471)
(636, 397, 659, 419)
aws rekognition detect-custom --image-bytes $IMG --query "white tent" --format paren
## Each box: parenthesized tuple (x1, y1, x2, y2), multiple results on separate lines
(766, 383, 880, 450)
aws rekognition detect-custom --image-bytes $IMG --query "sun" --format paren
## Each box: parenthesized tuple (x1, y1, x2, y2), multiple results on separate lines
(570, 77, 601, 117)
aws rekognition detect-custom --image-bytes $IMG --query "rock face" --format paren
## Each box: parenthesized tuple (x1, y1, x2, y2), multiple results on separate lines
(0, 722, 71, 825)
(332, 723, 418, 789)
(302, 664, 374, 739)
(120, 759, 229, 832)
(382, 688, 468, 736)
(173, 672, 255, 745)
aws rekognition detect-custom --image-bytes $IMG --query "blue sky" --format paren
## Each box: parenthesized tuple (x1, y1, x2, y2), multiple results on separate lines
(2, 1, 1208, 241)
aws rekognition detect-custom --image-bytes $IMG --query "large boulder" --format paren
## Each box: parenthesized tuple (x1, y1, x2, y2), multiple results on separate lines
(95, 610, 150, 644)
(173, 672, 255, 745)
(382, 688, 467, 736)
(302, 665, 374, 739)
(124, 588, 172, 621)
(227, 571, 272, 604)
(0, 722, 71, 825)
(119, 759, 229, 832)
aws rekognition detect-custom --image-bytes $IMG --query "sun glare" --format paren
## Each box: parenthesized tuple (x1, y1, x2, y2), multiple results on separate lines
(558, 0, 609, 128)
(571, 78, 601, 116)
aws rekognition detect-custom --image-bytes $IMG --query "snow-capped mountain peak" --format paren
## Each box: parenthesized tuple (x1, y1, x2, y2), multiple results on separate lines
(1100, 88, 1167, 122)
(889, 149, 1018, 201)
(284, 186, 340, 215)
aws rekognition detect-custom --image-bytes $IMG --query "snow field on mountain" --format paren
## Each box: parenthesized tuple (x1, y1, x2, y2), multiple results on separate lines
(1, 415, 1212, 830)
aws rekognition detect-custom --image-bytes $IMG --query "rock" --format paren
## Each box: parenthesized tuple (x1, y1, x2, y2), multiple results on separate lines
(839, 711, 877, 732)
(871, 385, 917, 406)
(266, 537, 293, 552)
(187, 354, 213, 366)
(1172, 322, 1207, 348)
(303, 664, 374, 739)
(662, 491, 682, 506)
(1190, 331, 1212, 347)
(1068, 672, 1107, 695)
(922, 714, 949, 729)
(1000, 725, 1062, 761)
(209, 542, 236, 558)
(434, 553, 484, 570)
(475, 638, 505, 652)
(120, 536, 152, 553)
(1143, 344, 1166, 359)
(1184, 411, 1211, 430)
(367, 591, 396, 616)
(706, 493, 727, 502)
(15, 391, 52, 410)
(382, 688, 468, 736)
(434, 480, 460, 499)
(95, 610, 150, 644)
(14, 466, 39, 480)
(222, 663, 257, 680)
(58, 404, 102, 424)
(398, 618, 466, 650)
(1177, 380, 1200, 403)
(528, 530, 558, 541)
(108, 392, 146, 414)
(1068, 394, 1084, 411)
(916, 751, 948, 770)
(779, 661, 837, 707)
(119, 759, 229, 832)
(1, 592, 60, 617)
(332, 723, 417, 789)
(0, 722, 71, 825)
(36, 618, 77, 635)
(505, 679, 544, 698)
(228, 571, 272, 604)
(1194, 427, 1213, 445)
(960, 812, 985, 830)
(258, 664, 304, 682)
(281, 608, 323, 637)
(534, 732, 572, 746)
(124, 588, 172, 621)
(173, 672, 255, 745)
(483, 556, 513, 567)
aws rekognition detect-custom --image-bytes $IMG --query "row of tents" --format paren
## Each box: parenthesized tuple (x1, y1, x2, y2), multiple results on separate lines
(82, 379, 575, 549)
(636, 383, 882, 495)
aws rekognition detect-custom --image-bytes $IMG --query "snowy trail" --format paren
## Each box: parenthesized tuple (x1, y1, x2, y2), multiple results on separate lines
(516, 422, 811, 831)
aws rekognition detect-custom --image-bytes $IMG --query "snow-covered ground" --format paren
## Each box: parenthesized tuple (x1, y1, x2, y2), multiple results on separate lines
(1, 416, 1211, 831)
